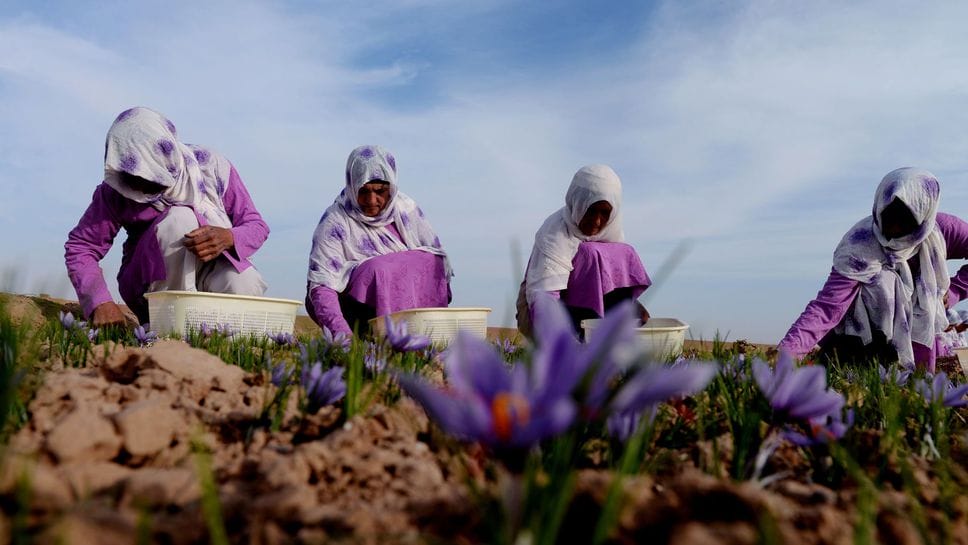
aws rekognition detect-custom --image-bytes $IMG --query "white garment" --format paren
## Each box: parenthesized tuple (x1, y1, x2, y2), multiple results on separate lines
(150, 206, 267, 295)
(307, 145, 449, 292)
(524, 164, 624, 304)
(102, 107, 232, 228)
(832, 167, 948, 367)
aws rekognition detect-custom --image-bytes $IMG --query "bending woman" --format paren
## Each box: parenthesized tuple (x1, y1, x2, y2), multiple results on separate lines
(778, 167, 968, 371)
(306, 145, 451, 336)
(65, 107, 269, 326)
(517, 164, 651, 338)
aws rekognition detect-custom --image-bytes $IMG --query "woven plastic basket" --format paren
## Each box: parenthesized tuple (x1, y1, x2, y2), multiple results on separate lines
(146, 290, 301, 337)
(581, 317, 689, 363)
(369, 307, 491, 346)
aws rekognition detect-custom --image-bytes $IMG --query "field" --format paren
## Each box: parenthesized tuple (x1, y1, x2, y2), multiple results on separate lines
(0, 293, 966, 545)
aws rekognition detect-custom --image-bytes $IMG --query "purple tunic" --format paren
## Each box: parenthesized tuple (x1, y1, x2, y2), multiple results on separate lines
(64, 165, 269, 318)
(307, 223, 450, 334)
(561, 241, 651, 315)
(520, 241, 651, 334)
(778, 212, 968, 368)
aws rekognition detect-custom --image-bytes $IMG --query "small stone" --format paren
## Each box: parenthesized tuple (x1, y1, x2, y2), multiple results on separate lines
(60, 462, 132, 498)
(45, 406, 121, 463)
(123, 468, 201, 508)
(113, 399, 180, 457)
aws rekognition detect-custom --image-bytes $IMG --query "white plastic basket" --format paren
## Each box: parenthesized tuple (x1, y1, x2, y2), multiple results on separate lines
(146, 290, 302, 337)
(581, 317, 689, 362)
(369, 307, 491, 346)
(954, 347, 968, 376)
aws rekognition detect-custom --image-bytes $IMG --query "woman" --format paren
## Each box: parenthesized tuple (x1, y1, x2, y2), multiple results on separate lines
(517, 164, 651, 338)
(306, 145, 451, 336)
(65, 107, 269, 326)
(778, 167, 968, 371)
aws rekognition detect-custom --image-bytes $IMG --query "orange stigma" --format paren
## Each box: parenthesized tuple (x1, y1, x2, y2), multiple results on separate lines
(491, 393, 531, 442)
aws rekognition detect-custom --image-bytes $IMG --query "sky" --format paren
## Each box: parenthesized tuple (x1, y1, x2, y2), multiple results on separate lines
(3, 0, 968, 343)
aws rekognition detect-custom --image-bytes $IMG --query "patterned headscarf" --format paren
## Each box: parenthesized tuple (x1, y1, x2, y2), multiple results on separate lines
(102, 107, 232, 228)
(524, 164, 625, 304)
(832, 167, 948, 367)
(307, 145, 450, 292)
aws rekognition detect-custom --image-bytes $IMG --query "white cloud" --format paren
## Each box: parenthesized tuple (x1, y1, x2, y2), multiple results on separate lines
(4, 1, 968, 343)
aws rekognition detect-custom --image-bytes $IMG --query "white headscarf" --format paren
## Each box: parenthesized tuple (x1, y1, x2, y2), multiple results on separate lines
(102, 107, 232, 228)
(524, 164, 624, 304)
(832, 167, 948, 367)
(307, 145, 450, 292)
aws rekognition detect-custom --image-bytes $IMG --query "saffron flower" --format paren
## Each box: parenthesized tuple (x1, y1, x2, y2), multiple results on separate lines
(301, 362, 346, 411)
(270, 361, 293, 387)
(87, 328, 99, 343)
(752, 351, 845, 421)
(783, 409, 855, 447)
(398, 331, 576, 448)
(609, 361, 719, 416)
(268, 331, 297, 347)
(497, 338, 517, 357)
(878, 364, 911, 386)
(530, 295, 639, 415)
(915, 373, 968, 408)
(59, 311, 77, 330)
(321, 327, 351, 351)
(606, 407, 658, 443)
(363, 343, 387, 374)
(199, 322, 213, 337)
(134, 325, 159, 347)
(383, 316, 431, 352)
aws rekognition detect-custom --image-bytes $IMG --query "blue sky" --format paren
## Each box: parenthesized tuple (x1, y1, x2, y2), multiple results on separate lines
(3, 1, 968, 343)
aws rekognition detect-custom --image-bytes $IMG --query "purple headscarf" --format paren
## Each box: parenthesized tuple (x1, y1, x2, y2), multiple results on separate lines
(307, 145, 451, 292)
(832, 167, 948, 367)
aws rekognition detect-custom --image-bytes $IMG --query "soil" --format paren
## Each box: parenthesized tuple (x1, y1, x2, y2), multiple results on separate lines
(1, 295, 966, 544)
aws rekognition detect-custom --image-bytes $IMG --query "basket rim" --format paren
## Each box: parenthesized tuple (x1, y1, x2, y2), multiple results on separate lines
(387, 307, 492, 313)
(144, 290, 301, 306)
(368, 307, 492, 326)
(581, 317, 689, 333)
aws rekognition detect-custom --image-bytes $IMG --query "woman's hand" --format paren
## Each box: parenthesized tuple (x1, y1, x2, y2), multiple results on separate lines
(635, 302, 650, 326)
(92, 301, 129, 327)
(184, 226, 234, 262)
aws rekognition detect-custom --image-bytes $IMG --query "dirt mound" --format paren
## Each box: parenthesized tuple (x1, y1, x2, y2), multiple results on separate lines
(1, 340, 468, 544)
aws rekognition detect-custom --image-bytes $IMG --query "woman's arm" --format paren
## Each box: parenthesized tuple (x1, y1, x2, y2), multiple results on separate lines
(937, 212, 968, 307)
(307, 284, 353, 335)
(777, 267, 861, 358)
(222, 164, 270, 263)
(64, 184, 123, 318)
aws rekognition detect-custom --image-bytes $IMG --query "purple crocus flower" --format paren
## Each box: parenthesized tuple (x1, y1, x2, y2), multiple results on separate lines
(530, 294, 635, 414)
(321, 327, 351, 352)
(268, 331, 297, 347)
(134, 325, 159, 347)
(301, 362, 346, 411)
(878, 364, 911, 386)
(609, 360, 719, 418)
(217, 323, 236, 337)
(198, 322, 213, 338)
(59, 311, 76, 330)
(752, 351, 845, 421)
(384, 316, 431, 352)
(916, 373, 968, 408)
(398, 331, 576, 448)
(606, 406, 658, 442)
(364, 343, 387, 374)
(270, 361, 293, 387)
(496, 338, 517, 357)
(783, 409, 855, 447)
(87, 328, 99, 343)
